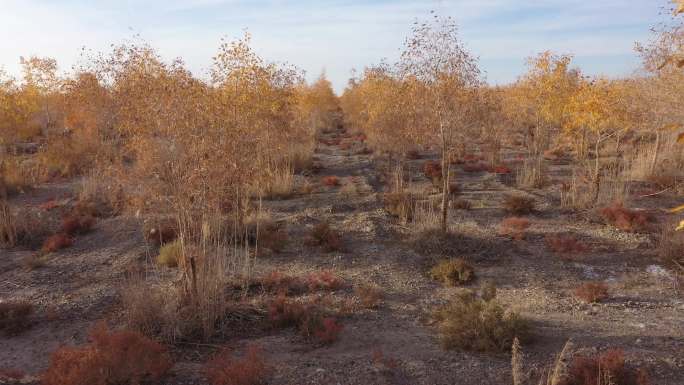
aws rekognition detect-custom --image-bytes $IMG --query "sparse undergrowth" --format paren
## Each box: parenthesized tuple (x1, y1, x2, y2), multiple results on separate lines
(309, 222, 342, 252)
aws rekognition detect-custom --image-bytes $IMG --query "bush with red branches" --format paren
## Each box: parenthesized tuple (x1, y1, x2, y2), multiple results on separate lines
(574, 282, 609, 303)
(561, 349, 650, 385)
(499, 217, 531, 240)
(322, 176, 340, 187)
(599, 202, 650, 232)
(41, 233, 73, 253)
(423, 161, 442, 180)
(546, 234, 589, 256)
(204, 345, 270, 385)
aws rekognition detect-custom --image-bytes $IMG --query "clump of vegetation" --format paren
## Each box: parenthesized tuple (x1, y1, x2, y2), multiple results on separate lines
(267, 295, 343, 346)
(354, 285, 384, 309)
(41, 233, 74, 253)
(423, 160, 442, 181)
(574, 282, 609, 303)
(309, 222, 342, 252)
(499, 217, 531, 240)
(503, 195, 536, 215)
(157, 239, 183, 268)
(204, 345, 270, 385)
(599, 202, 650, 232)
(0, 201, 18, 248)
(562, 348, 651, 385)
(144, 221, 178, 247)
(657, 223, 684, 270)
(42, 322, 173, 385)
(306, 270, 345, 291)
(545, 234, 590, 256)
(430, 258, 475, 287)
(434, 290, 528, 352)
(257, 227, 288, 253)
(322, 175, 340, 187)
(0, 301, 34, 336)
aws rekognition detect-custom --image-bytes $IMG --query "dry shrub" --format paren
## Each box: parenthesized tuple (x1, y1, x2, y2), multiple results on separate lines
(574, 282, 609, 303)
(499, 217, 531, 240)
(144, 220, 178, 247)
(311, 317, 343, 345)
(355, 285, 384, 309)
(257, 271, 307, 295)
(0, 159, 34, 198)
(42, 322, 173, 385)
(516, 156, 547, 189)
(41, 233, 73, 253)
(262, 166, 295, 200)
(0, 301, 34, 336)
(157, 240, 182, 268)
(61, 214, 95, 236)
(423, 160, 442, 181)
(382, 192, 415, 222)
(430, 258, 475, 287)
(266, 295, 343, 345)
(503, 195, 535, 215)
(0, 200, 17, 247)
(452, 198, 472, 210)
(543, 147, 567, 161)
(310, 222, 342, 252)
(409, 228, 481, 257)
(545, 234, 589, 256)
(434, 291, 529, 353)
(258, 228, 288, 253)
(322, 175, 340, 187)
(204, 345, 270, 385)
(599, 202, 650, 232)
(561, 349, 651, 385)
(489, 164, 512, 174)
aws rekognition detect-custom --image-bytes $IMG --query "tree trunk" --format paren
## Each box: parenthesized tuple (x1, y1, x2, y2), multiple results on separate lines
(591, 139, 601, 205)
(440, 144, 449, 233)
(650, 131, 661, 175)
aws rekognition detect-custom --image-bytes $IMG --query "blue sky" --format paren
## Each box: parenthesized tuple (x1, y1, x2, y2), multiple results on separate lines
(0, 0, 670, 93)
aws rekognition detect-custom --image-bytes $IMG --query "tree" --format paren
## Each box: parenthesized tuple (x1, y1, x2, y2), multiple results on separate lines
(398, 15, 481, 232)
(20, 56, 61, 135)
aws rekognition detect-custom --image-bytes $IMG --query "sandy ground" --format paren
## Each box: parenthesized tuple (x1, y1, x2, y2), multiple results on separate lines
(1, 127, 683, 385)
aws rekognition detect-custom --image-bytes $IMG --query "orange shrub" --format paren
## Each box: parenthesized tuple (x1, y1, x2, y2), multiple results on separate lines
(489, 164, 512, 174)
(546, 234, 589, 255)
(562, 349, 650, 385)
(499, 217, 530, 240)
(42, 322, 172, 385)
(41, 233, 73, 253)
(204, 345, 270, 385)
(313, 317, 343, 345)
(258, 271, 307, 295)
(574, 282, 609, 303)
(599, 202, 650, 232)
(322, 176, 340, 187)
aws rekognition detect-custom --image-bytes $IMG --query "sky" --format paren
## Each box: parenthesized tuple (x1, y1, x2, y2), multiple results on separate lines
(0, 0, 672, 93)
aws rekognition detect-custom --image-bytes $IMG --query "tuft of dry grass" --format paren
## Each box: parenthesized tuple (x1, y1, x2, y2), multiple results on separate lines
(657, 222, 684, 270)
(0, 301, 34, 336)
(382, 192, 416, 223)
(503, 195, 536, 215)
(434, 290, 529, 353)
(157, 240, 182, 268)
(430, 258, 475, 287)
(0, 200, 17, 248)
(452, 198, 472, 210)
(262, 166, 295, 200)
(354, 285, 384, 309)
(574, 282, 609, 303)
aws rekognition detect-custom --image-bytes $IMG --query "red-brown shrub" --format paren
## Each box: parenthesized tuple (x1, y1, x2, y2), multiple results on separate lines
(574, 282, 609, 303)
(0, 367, 25, 380)
(499, 217, 530, 240)
(313, 317, 343, 345)
(306, 271, 345, 291)
(339, 142, 352, 150)
(258, 271, 307, 295)
(42, 322, 172, 385)
(355, 133, 367, 142)
(204, 345, 270, 385)
(0, 301, 34, 336)
(599, 202, 650, 232)
(322, 176, 340, 187)
(546, 234, 589, 255)
(503, 195, 535, 215)
(41, 233, 73, 253)
(355, 285, 384, 309)
(39, 199, 60, 211)
(267, 295, 305, 329)
(61, 215, 95, 236)
(489, 164, 512, 174)
(423, 161, 442, 180)
(561, 349, 651, 385)
(145, 224, 178, 246)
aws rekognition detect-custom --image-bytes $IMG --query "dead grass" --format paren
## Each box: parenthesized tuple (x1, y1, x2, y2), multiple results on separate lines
(157, 239, 182, 268)
(262, 166, 295, 200)
(658, 222, 684, 270)
(42, 322, 173, 385)
(574, 282, 609, 303)
(382, 192, 416, 223)
(516, 156, 547, 188)
(0, 301, 34, 336)
(41, 233, 74, 253)
(434, 290, 529, 353)
(452, 198, 472, 210)
(545, 234, 590, 256)
(61, 214, 95, 236)
(561, 348, 651, 385)
(354, 285, 384, 309)
(429, 258, 475, 287)
(204, 345, 270, 385)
